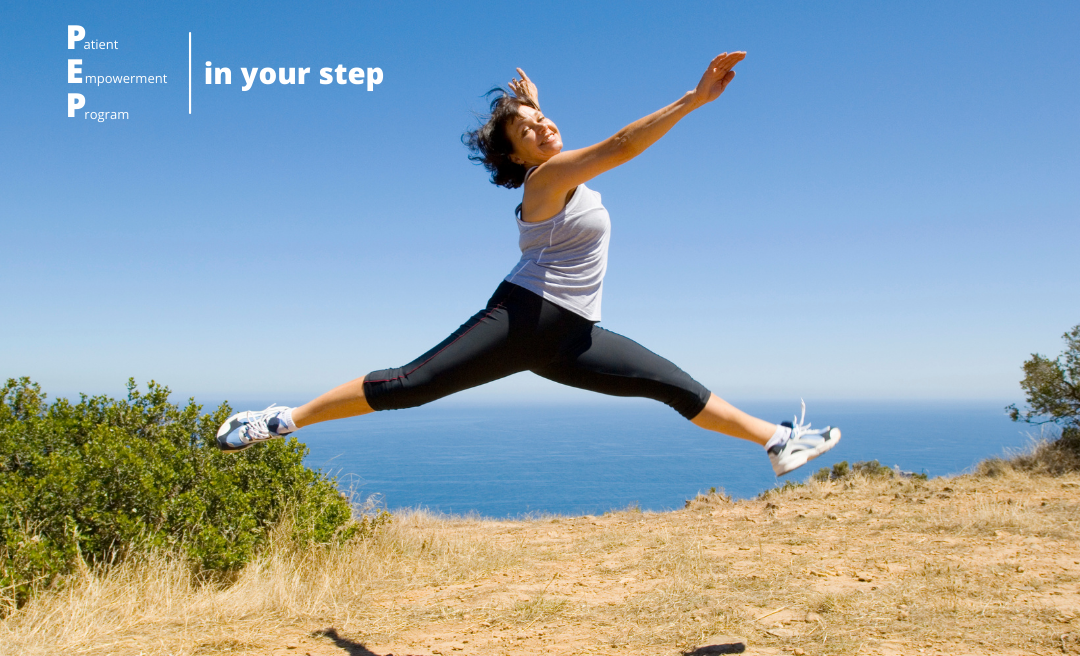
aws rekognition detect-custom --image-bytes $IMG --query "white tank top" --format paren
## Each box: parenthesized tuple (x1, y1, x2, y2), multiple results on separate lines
(504, 182, 611, 321)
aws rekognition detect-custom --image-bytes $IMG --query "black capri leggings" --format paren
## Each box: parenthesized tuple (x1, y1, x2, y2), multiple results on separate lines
(363, 281, 712, 419)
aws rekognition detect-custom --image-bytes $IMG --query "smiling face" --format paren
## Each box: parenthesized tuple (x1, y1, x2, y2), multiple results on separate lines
(506, 105, 563, 168)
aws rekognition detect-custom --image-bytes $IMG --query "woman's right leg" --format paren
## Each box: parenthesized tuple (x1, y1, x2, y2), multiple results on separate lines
(296, 288, 526, 427)
(218, 282, 535, 451)
(292, 376, 374, 427)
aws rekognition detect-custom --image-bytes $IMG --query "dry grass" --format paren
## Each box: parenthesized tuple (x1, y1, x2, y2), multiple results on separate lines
(4, 470, 1080, 656)
(0, 510, 523, 655)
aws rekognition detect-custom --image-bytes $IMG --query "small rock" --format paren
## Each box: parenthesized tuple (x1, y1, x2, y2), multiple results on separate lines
(1017, 566, 1026, 573)
(899, 610, 910, 619)
(825, 513, 838, 520)
(794, 649, 806, 655)
(767, 627, 796, 638)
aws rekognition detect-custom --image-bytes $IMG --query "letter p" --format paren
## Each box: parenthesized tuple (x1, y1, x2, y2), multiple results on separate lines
(367, 67, 383, 91)
(68, 25, 85, 49)
(68, 93, 85, 117)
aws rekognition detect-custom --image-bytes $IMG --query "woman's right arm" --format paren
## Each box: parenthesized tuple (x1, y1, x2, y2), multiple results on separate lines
(524, 51, 744, 217)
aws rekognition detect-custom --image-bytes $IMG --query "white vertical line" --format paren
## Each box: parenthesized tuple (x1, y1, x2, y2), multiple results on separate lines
(188, 32, 192, 114)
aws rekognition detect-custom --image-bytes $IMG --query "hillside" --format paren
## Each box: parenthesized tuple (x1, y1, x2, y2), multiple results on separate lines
(3, 469, 1079, 656)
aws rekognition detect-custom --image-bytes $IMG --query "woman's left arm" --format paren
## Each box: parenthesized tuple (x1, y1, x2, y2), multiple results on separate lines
(527, 51, 745, 202)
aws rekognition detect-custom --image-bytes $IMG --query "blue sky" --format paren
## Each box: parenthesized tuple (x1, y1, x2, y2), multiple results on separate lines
(1, 0, 1077, 406)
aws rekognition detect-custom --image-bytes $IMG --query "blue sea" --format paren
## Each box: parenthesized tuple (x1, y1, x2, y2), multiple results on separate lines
(293, 399, 1040, 518)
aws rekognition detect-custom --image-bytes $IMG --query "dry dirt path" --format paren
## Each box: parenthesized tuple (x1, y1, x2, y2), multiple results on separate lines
(244, 473, 1080, 656)
(5, 471, 1080, 656)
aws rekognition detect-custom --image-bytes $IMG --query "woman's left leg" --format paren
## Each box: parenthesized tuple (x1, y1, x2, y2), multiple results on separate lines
(533, 324, 841, 474)
(689, 394, 776, 445)
(531, 325, 775, 444)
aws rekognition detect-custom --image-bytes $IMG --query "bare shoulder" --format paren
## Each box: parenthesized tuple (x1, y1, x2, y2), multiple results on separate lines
(519, 157, 583, 223)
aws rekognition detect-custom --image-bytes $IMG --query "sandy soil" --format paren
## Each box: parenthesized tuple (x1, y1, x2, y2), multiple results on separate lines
(228, 472, 1080, 656)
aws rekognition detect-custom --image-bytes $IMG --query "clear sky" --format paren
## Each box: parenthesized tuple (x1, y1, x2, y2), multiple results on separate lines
(2, 0, 1078, 406)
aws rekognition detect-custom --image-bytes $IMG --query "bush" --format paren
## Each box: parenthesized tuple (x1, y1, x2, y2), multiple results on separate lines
(1005, 324, 1080, 473)
(0, 378, 357, 610)
(757, 479, 804, 500)
(811, 459, 915, 482)
(977, 436, 1080, 477)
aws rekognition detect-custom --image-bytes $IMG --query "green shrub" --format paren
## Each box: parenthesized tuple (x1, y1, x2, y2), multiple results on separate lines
(757, 479, 804, 500)
(0, 378, 357, 610)
(811, 460, 910, 482)
(1004, 323, 1080, 473)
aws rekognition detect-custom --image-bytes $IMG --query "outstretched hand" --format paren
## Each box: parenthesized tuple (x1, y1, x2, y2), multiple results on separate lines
(693, 51, 745, 106)
(509, 68, 539, 107)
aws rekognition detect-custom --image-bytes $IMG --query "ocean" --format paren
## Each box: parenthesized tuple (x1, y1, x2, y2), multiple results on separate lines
(298, 399, 1038, 518)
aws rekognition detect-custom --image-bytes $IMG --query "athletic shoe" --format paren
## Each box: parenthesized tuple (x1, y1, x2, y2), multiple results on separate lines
(216, 404, 293, 453)
(768, 400, 841, 476)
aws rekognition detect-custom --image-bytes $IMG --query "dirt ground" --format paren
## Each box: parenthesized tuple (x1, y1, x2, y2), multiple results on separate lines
(5, 470, 1080, 656)
(241, 473, 1080, 656)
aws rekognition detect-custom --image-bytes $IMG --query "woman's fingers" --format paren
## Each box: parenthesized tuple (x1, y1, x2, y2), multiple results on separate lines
(717, 52, 745, 71)
(712, 51, 746, 74)
(701, 51, 744, 88)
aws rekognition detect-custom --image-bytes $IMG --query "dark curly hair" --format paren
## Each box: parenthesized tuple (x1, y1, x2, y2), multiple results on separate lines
(463, 88, 539, 190)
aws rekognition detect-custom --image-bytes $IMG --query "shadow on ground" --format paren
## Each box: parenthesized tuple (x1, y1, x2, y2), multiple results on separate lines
(312, 627, 384, 656)
(684, 636, 747, 655)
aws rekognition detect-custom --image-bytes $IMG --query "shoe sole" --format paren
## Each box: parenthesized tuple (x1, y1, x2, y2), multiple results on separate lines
(216, 411, 257, 453)
(774, 428, 841, 477)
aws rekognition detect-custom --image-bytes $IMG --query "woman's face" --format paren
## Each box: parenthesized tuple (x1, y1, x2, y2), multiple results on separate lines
(507, 105, 563, 168)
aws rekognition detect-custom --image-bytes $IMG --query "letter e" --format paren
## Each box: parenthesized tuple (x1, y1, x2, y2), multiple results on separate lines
(349, 67, 364, 85)
(68, 59, 83, 83)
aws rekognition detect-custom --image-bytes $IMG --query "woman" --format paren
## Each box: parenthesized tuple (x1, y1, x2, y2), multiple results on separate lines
(216, 52, 840, 477)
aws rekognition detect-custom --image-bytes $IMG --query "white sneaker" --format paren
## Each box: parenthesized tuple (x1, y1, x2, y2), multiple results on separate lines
(768, 401, 841, 476)
(216, 404, 293, 453)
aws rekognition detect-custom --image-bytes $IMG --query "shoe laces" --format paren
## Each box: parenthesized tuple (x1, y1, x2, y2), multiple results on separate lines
(789, 399, 816, 440)
(240, 404, 283, 442)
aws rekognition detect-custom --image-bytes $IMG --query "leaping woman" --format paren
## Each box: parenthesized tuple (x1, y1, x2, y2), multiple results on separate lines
(216, 52, 841, 477)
